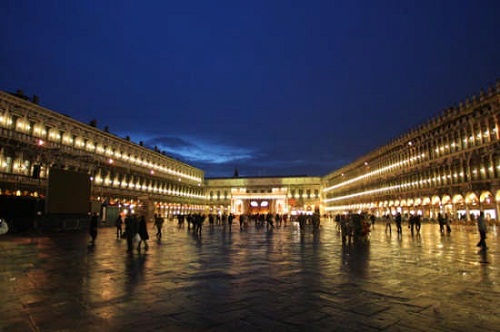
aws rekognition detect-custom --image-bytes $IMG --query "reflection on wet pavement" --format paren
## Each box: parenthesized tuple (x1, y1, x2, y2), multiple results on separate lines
(0, 221, 499, 331)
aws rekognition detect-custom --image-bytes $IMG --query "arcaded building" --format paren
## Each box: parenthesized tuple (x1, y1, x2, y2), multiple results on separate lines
(322, 81, 500, 222)
(1, 81, 499, 227)
(0, 90, 205, 225)
(205, 175, 321, 216)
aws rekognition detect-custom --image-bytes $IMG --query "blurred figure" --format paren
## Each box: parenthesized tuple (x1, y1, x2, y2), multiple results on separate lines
(137, 215, 149, 251)
(154, 215, 164, 239)
(415, 214, 421, 234)
(125, 214, 138, 253)
(385, 214, 392, 234)
(335, 214, 341, 232)
(395, 212, 402, 234)
(476, 211, 488, 252)
(370, 214, 376, 228)
(438, 213, 445, 234)
(115, 214, 123, 238)
(228, 213, 234, 231)
(409, 213, 415, 234)
(239, 214, 244, 230)
(89, 213, 99, 245)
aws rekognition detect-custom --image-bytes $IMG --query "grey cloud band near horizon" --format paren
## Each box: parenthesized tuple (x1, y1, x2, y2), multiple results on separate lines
(128, 132, 344, 177)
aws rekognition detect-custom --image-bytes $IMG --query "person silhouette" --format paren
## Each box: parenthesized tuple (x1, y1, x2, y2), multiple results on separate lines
(476, 211, 488, 252)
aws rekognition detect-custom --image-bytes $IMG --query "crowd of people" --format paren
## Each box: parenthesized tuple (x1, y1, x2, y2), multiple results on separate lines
(332, 210, 491, 252)
(175, 212, 321, 231)
(88, 209, 491, 254)
(88, 211, 319, 253)
(335, 211, 450, 239)
(335, 213, 371, 245)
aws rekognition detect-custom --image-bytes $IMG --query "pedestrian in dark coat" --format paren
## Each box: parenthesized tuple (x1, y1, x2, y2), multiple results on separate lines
(154, 215, 164, 239)
(476, 211, 488, 251)
(370, 214, 376, 228)
(438, 213, 445, 234)
(125, 214, 138, 253)
(137, 215, 149, 251)
(115, 214, 123, 238)
(395, 212, 402, 234)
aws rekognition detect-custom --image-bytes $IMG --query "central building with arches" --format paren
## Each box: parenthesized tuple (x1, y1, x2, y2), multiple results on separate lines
(205, 175, 321, 217)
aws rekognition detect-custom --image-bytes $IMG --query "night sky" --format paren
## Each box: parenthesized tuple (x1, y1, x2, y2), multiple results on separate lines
(1, 1, 499, 178)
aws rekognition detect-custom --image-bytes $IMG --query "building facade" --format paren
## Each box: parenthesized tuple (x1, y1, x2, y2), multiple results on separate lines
(322, 81, 500, 223)
(0, 90, 205, 225)
(205, 176, 321, 216)
(1, 81, 499, 227)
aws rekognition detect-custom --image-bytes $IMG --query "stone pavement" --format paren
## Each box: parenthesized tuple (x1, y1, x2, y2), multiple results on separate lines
(0, 220, 499, 332)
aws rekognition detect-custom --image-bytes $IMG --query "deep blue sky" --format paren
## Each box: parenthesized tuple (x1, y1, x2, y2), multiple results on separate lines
(1, 1, 499, 178)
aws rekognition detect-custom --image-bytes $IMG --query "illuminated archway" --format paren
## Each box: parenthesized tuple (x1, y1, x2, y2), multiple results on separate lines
(465, 192, 479, 205)
(465, 192, 480, 220)
(480, 191, 496, 220)
(442, 195, 451, 205)
(233, 199, 243, 214)
(480, 191, 493, 204)
(441, 194, 453, 216)
(452, 194, 464, 204)
(452, 194, 466, 221)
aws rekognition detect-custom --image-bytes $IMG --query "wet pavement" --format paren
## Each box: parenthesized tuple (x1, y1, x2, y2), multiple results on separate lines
(0, 220, 499, 332)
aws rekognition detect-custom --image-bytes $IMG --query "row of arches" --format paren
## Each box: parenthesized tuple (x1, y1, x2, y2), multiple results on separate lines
(330, 190, 500, 223)
(93, 168, 204, 199)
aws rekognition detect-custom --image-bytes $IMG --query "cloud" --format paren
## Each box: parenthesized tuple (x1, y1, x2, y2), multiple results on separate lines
(145, 135, 197, 150)
(113, 131, 349, 178)
(130, 133, 255, 164)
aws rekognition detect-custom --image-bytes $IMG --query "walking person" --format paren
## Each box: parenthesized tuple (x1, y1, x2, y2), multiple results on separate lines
(89, 213, 99, 245)
(154, 215, 164, 239)
(415, 214, 421, 234)
(385, 214, 392, 234)
(335, 214, 341, 232)
(239, 214, 244, 230)
(125, 214, 138, 253)
(476, 211, 488, 252)
(137, 215, 149, 251)
(438, 213, 445, 234)
(395, 212, 402, 235)
(228, 213, 234, 231)
(115, 214, 123, 238)
(409, 214, 415, 235)
(266, 212, 274, 228)
(370, 214, 376, 229)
